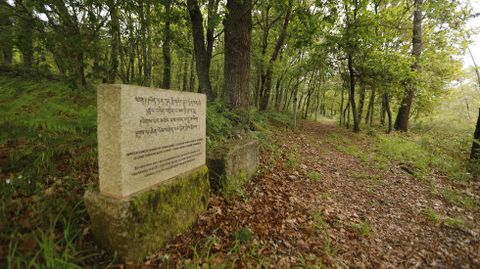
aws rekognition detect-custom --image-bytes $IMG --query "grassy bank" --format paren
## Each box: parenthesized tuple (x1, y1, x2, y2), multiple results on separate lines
(0, 75, 290, 268)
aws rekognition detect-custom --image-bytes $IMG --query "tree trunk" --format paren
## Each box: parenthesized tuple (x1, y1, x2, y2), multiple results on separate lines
(357, 83, 366, 125)
(470, 108, 480, 159)
(189, 54, 195, 91)
(139, 2, 147, 85)
(162, 0, 172, 89)
(340, 84, 345, 126)
(145, 0, 152, 86)
(77, 51, 87, 87)
(254, 71, 261, 109)
(0, 1, 13, 65)
(107, 0, 120, 83)
(293, 94, 297, 129)
(16, 0, 34, 69)
(365, 87, 375, 124)
(187, 0, 215, 101)
(224, 0, 252, 112)
(182, 55, 189, 91)
(348, 54, 359, 132)
(259, 2, 293, 111)
(385, 94, 392, 133)
(274, 76, 283, 111)
(206, 0, 219, 69)
(394, 0, 423, 132)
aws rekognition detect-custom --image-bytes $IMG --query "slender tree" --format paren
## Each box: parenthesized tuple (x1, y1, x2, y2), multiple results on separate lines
(394, 0, 423, 132)
(186, 0, 216, 101)
(162, 0, 172, 89)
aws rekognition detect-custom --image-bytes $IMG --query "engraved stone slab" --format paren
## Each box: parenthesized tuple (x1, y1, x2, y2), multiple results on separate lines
(97, 84, 206, 198)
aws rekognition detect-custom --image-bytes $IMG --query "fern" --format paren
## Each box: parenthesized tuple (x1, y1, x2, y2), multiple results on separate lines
(0, 76, 97, 180)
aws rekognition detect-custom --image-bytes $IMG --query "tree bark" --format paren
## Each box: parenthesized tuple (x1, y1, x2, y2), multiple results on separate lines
(394, 0, 423, 132)
(384, 93, 392, 133)
(259, 2, 293, 111)
(162, 0, 172, 89)
(348, 54, 359, 132)
(15, 0, 34, 69)
(224, 0, 252, 112)
(186, 0, 215, 101)
(274, 75, 283, 111)
(365, 87, 375, 125)
(357, 83, 366, 125)
(0, 1, 13, 65)
(182, 55, 189, 91)
(107, 0, 120, 83)
(471, 108, 480, 160)
(145, 0, 152, 86)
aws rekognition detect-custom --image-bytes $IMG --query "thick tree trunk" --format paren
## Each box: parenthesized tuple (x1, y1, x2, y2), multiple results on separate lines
(162, 0, 172, 89)
(187, 0, 214, 101)
(224, 0, 252, 112)
(394, 0, 423, 132)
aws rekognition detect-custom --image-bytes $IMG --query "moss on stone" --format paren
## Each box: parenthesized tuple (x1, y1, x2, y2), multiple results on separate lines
(207, 139, 259, 193)
(84, 166, 209, 262)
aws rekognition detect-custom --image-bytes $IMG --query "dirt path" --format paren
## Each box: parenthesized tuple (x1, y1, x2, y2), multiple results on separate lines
(142, 121, 480, 269)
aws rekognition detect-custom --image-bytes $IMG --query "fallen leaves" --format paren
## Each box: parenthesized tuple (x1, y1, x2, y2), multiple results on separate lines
(141, 121, 480, 268)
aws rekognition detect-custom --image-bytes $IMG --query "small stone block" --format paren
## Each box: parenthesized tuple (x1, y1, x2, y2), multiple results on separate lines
(84, 165, 209, 262)
(207, 139, 259, 190)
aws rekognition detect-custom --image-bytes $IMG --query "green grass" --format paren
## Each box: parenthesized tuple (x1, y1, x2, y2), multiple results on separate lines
(351, 221, 372, 237)
(307, 171, 322, 182)
(286, 149, 301, 168)
(0, 76, 97, 180)
(0, 75, 271, 268)
(0, 176, 111, 268)
(311, 210, 328, 231)
(423, 208, 467, 230)
(440, 189, 477, 210)
(377, 134, 470, 181)
(351, 172, 380, 181)
(0, 76, 106, 268)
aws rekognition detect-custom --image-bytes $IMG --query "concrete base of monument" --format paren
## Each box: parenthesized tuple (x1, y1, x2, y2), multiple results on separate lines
(84, 165, 209, 262)
(207, 139, 259, 191)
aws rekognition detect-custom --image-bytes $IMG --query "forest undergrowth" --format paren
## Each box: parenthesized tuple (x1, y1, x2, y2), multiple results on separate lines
(1, 75, 479, 268)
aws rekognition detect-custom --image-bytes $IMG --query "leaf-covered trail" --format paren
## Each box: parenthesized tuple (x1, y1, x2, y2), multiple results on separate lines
(144, 121, 480, 268)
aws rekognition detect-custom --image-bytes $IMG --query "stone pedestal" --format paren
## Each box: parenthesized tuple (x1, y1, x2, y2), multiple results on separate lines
(87, 84, 209, 261)
(84, 166, 209, 262)
(207, 139, 259, 191)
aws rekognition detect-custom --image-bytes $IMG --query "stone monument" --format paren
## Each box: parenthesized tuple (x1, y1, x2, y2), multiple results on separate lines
(84, 84, 209, 262)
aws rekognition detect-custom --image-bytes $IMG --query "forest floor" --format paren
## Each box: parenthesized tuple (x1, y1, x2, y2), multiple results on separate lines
(137, 120, 480, 269)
